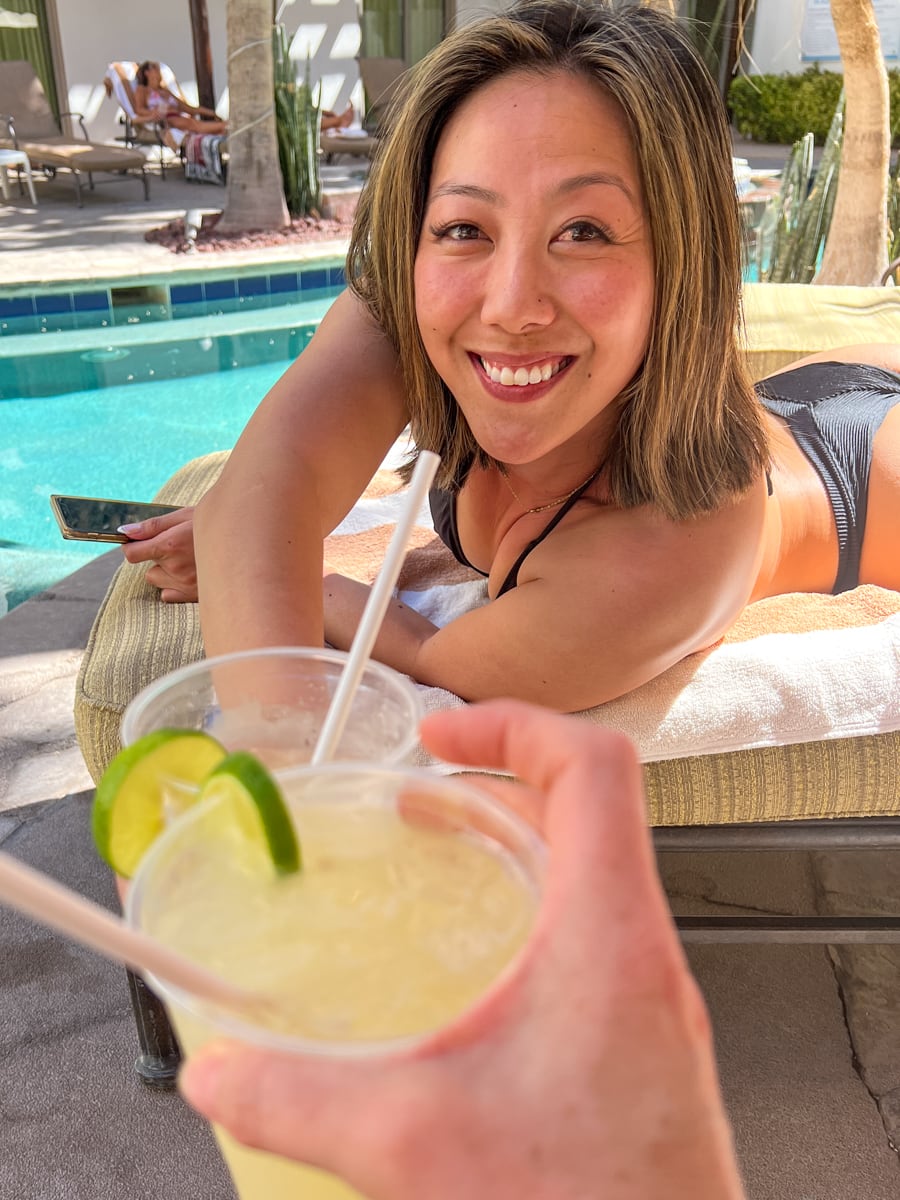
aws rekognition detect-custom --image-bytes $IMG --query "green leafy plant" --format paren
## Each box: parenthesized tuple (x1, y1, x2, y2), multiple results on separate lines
(729, 66, 900, 146)
(273, 24, 322, 218)
(756, 95, 844, 283)
(885, 155, 900, 283)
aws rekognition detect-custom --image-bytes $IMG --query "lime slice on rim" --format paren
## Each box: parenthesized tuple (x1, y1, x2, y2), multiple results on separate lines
(92, 729, 227, 878)
(198, 751, 301, 876)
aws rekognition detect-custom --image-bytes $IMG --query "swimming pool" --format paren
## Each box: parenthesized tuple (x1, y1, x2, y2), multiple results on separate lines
(1, 262, 345, 614)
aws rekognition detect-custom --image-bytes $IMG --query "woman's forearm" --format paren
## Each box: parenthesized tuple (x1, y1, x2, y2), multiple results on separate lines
(194, 473, 326, 657)
(322, 571, 438, 675)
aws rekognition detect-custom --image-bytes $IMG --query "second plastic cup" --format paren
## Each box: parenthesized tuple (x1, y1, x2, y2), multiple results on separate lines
(121, 646, 423, 771)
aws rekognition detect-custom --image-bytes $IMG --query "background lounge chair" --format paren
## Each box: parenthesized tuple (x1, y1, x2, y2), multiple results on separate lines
(0, 60, 148, 206)
(319, 58, 408, 163)
(356, 56, 408, 133)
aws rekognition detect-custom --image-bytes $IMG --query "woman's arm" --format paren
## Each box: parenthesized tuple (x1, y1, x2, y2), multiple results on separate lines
(164, 87, 216, 119)
(324, 479, 768, 711)
(194, 291, 409, 658)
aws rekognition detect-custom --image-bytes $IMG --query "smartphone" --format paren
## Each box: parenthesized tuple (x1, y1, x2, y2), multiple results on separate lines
(50, 495, 181, 543)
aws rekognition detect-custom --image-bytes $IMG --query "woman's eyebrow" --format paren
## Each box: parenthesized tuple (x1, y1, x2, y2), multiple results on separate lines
(427, 173, 637, 207)
(428, 183, 500, 204)
(559, 172, 637, 205)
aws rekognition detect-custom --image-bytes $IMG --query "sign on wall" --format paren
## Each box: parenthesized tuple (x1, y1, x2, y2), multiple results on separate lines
(801, 0, 900, 61)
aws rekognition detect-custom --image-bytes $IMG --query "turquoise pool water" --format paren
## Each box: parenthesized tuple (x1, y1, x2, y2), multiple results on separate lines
(1, 266, 344, 614)
(1, 359, 295, 614)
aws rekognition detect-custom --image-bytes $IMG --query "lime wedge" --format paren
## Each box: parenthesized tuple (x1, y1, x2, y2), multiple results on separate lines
(92, 729, 227, 878)
(198, 751, 301, 876)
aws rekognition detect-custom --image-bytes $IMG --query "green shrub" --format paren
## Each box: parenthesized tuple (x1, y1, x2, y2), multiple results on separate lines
(728, 65, 900, 145)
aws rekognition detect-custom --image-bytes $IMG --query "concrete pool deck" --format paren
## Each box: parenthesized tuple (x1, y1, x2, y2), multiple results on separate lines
(2, 147, 899, 1198)
(0, 157, 360, 285)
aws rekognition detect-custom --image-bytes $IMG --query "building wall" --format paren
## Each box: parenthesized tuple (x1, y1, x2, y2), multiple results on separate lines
(51, 0, 362, 146)
(746, 0, 807, 75)
(747, 0, 900, 75)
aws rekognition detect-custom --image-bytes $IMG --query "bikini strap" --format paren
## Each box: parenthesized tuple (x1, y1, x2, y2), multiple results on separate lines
(496, 463, 604, 598)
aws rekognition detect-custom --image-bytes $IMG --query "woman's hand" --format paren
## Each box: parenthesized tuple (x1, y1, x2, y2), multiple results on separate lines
(180, 700, 745, 1200)
(120, 507, 198, 603)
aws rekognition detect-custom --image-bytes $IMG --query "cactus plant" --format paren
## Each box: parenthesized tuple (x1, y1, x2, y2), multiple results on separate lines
(273, 24, 322, 218)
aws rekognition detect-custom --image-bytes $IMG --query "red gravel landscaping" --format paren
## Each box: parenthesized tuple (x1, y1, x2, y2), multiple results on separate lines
(145, 211, 353, 254)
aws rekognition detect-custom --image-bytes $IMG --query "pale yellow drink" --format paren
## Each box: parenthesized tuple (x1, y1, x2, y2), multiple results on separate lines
(127, 764, 545, 1200)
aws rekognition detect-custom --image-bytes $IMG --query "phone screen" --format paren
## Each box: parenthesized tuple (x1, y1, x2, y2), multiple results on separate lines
(50, 495, 181, 543)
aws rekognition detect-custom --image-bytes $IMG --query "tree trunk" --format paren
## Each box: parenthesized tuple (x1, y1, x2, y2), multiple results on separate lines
(218, 0, 289, 233)
(816, 0, 889, 285)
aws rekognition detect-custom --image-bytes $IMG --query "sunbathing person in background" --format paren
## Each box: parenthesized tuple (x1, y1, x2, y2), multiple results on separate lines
(133, 60, 227, 150)
(123, 0, 900, 713)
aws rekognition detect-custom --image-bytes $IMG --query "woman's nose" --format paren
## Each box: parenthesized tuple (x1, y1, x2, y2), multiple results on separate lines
(479, 246, 556, 332)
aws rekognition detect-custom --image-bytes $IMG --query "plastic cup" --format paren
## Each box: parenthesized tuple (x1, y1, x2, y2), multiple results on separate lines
(126, 762, 546, 1200)
(121, 646, 424, 771)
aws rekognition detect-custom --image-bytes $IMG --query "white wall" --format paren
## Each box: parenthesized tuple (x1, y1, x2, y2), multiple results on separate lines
(745, 0, 807, 75)
(450, 0, 503, 31)
(52, 0, 362, 145)
(747, 0, 900, 76)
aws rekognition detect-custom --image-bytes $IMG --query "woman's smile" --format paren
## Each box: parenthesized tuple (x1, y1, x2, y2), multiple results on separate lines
(471, 352, 574, 403)
(414, 67, 654, 465)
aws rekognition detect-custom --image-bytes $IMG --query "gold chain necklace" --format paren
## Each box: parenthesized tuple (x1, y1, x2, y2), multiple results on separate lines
(500, 466, 599, 515)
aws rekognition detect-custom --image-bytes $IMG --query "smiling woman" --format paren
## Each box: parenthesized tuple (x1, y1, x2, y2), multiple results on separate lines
(119, 0, 900, 715)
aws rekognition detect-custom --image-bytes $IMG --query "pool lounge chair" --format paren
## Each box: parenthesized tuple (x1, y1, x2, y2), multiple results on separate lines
(0, 60, 148, 206)
(357, 56, 408, 132)
(72, 281, 900, 1084)
(319, 57, 409, 162)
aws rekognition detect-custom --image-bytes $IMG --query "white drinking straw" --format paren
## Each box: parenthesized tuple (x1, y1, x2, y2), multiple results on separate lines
(0, 850, 258, 1011)
(312, 449, 441, 764)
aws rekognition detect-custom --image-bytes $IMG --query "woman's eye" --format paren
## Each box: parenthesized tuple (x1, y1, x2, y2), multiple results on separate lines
(430, 222, 482, 242)
(559, 221, 613, 244)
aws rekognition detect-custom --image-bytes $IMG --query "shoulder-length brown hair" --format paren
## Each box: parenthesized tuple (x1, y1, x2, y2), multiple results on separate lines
(347, 0, 768, 518)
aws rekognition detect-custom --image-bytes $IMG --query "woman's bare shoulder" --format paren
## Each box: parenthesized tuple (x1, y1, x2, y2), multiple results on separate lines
(412, 480, 769, 711)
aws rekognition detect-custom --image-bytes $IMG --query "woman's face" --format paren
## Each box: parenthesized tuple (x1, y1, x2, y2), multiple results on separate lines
(414, 69, 654, 469)
(145, 64, 161, 86)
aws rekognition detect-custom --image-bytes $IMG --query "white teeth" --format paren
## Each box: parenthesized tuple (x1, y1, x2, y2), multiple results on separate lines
(481, 357, 565, 387)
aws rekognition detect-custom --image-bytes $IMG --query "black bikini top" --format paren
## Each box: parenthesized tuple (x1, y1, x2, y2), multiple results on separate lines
(429, 465, 602, 597)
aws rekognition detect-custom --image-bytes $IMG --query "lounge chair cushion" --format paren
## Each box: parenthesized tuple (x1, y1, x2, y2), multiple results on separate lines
(4, 136, 145, 173)
(73, 445, 900, 826)
(73, 283, 900, 821)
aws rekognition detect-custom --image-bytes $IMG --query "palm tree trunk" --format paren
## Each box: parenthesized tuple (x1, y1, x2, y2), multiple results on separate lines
(816, 0, 889, 285)
(218, 0, 289, 233)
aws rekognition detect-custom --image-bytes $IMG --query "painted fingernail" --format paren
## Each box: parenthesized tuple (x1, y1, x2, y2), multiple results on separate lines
(117, 523, 141, 534)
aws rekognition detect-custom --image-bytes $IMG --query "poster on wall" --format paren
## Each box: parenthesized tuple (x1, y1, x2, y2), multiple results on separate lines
(801, 0, 900, 61)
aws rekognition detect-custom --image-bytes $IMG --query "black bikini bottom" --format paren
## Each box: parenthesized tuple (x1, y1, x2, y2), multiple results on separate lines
(756, 361, 900, 593)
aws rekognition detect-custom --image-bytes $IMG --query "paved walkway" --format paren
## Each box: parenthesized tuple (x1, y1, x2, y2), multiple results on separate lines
(2, 146, 899, 1199)
(1, 158, 362, 285)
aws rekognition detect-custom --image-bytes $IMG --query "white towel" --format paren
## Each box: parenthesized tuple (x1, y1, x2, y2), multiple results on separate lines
(325, 452, 900, 764)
